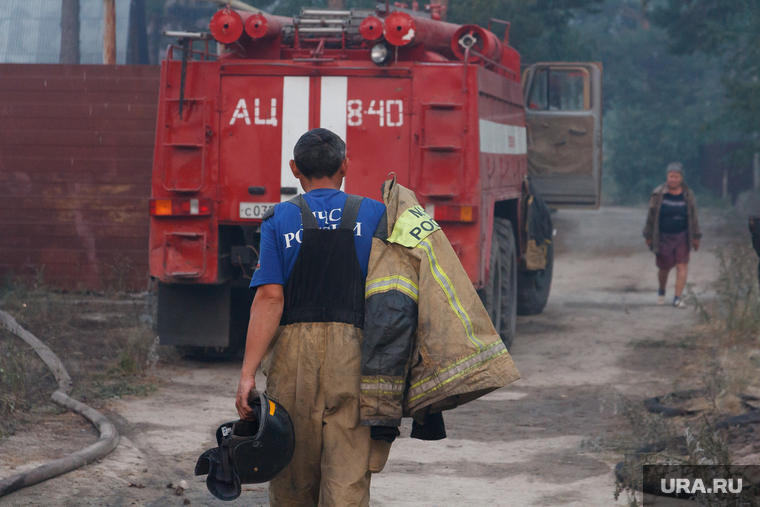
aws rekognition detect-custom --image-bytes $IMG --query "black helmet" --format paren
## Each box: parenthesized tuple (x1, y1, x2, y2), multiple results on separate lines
(195, 390, 295, 501)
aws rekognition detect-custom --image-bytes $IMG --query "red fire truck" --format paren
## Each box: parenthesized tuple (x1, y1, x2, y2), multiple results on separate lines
(149, 4, 602, 357)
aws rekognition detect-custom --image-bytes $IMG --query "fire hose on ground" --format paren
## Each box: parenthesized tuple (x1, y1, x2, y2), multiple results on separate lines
(0, 310, 119, 498)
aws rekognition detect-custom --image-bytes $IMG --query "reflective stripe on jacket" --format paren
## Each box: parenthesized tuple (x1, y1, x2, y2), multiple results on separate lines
(360, 177, 521, 427)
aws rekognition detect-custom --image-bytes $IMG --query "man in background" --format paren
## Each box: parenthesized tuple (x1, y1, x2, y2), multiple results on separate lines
(643, 162, 702, 308)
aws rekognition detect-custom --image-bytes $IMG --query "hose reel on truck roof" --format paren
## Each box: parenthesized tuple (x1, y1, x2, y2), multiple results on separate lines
(195, 3, 522, 77)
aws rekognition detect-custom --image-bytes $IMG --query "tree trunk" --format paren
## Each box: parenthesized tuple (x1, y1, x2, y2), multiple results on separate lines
(127, 0, 149, 64)
(103, 0, 116, 64)
(59, 0, 80, 64)
(146, 14, 161, 66)
(326, 0, 344, 10)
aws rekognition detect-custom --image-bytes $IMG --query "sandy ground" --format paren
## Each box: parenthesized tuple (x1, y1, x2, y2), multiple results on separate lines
(0, 205, 738, 507)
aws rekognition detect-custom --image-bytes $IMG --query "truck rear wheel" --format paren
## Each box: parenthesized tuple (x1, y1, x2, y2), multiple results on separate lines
(517, 240, 554, 316)
(479, 218, 517, 350)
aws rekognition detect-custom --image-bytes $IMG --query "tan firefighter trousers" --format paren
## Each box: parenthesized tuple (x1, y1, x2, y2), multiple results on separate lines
(262, 321, 390, 507)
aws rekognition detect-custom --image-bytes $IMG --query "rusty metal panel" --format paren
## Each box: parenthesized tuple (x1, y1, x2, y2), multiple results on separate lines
(0, 63, 160, 291)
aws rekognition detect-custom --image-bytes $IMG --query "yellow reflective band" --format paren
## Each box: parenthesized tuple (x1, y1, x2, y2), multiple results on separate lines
(409, 349, 509, 403)
(408, 342, 508, 403)
(269, 400, 275, 416)
(361, 383, 405, 392)
(366, 286, 419, 302)
(410, 340, 503, 390)
(388, 205, 441, 248)
(366, 275, 419, 291)
(361, 378, 405, 396)
(417, 240, 483, 349)
(365, 275, 419, 302)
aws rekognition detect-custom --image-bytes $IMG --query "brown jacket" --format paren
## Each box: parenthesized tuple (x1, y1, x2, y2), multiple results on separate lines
(643, 182, 702, 254)
(360, 177, 520, 427)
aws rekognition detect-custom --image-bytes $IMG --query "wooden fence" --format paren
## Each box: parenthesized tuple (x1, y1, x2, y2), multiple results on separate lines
(0, 64, 160, 291)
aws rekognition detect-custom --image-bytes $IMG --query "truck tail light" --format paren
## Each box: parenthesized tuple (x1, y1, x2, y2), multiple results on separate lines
(425, 204, 477, 223)
(150, 198, 212, 217)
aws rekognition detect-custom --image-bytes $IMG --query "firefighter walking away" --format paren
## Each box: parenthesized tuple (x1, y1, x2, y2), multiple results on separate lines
(235, 128, 386, 506)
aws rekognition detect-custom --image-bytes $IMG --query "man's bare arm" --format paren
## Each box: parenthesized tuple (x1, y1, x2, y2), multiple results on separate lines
(236, 283, 284, 420)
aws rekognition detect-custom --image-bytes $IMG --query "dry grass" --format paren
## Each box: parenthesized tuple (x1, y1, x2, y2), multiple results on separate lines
(104, 252, 135, 294)
(613, 395, 737, 506)
(689, 244, 760, 345)
(0, 275, 164, 435)
(613, 243, 760, 505)
(115, 325, 157, 375)
(0, 328, 61, 438)
(0, 329, 28, 417)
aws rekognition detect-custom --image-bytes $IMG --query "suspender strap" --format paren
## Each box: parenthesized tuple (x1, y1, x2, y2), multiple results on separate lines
(292, 193, 362, 230)
(281, 192, 366, 329)
(292, 195, 319, 230)
(339, 195, 364, 230)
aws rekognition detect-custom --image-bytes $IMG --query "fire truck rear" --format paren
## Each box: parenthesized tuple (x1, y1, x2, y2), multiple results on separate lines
(149, 4, 603, 357)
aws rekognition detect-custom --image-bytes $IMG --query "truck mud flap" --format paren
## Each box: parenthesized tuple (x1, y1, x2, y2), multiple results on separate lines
(158, 282, 231, 347)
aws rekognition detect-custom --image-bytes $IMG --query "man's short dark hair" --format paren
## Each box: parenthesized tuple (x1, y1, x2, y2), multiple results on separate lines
(293, 128, 346, 179)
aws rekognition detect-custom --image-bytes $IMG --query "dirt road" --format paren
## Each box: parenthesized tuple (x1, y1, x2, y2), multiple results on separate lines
(1, 205, 731, 507)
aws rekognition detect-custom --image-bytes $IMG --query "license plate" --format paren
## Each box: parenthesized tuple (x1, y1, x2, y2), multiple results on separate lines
(239, 202, 276, 219)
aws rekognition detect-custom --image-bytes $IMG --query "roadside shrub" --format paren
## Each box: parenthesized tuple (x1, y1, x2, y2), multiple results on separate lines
(105, 253, 134, 294)
(691, 244, 760, 344)
(614, 395, 734, 507)
(116, 326, 157, 375)
(0, 331, 27, 416)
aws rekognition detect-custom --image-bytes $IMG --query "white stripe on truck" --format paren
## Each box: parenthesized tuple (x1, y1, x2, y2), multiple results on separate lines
(280, 76, 311, 201)
(320, 77, 348, 141)
(479, 119, 527, 155)
(320, 77, 348, 190)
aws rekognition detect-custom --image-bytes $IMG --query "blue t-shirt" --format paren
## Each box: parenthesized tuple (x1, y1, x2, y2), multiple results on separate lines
(250, 189, 386, 288)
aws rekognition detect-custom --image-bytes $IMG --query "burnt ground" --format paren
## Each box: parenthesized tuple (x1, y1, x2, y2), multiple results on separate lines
(0, 205, 753, 507)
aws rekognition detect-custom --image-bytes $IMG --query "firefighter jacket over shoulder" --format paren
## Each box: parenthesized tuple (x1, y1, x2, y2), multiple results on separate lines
(360, 177, 521, 428)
